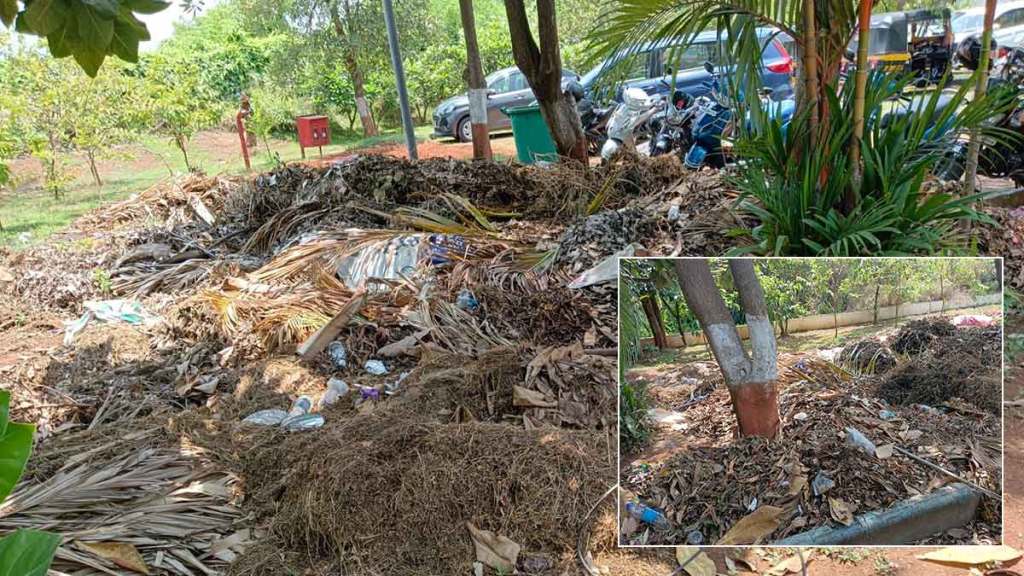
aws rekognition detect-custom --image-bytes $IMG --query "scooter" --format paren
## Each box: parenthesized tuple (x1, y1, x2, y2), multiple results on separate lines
(649, 77, 696, 158)
(600, 87, 664, 162)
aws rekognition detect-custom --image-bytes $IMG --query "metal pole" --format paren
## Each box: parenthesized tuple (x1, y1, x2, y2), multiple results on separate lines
(382, 0, 418, 160)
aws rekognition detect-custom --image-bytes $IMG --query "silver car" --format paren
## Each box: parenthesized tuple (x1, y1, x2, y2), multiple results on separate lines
(432, 66, 578, 142)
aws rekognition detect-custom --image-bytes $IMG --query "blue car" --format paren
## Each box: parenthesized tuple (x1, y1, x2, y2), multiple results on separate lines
(580, 29, 796, 104)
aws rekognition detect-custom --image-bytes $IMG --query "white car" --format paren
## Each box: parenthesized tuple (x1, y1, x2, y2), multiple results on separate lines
(953, 1, 1024, 50)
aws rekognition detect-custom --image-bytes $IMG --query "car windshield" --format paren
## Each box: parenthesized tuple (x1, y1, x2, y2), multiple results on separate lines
(953, 13, 983, 32)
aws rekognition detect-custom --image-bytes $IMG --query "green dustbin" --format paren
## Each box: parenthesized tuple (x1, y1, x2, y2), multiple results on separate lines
(502, 104, 557, 164)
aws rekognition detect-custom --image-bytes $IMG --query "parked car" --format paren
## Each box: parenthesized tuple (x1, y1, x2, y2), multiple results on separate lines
(579, 29, 796, 104)
(431, 66, 578, 142)
(953, 1, 1024, 52)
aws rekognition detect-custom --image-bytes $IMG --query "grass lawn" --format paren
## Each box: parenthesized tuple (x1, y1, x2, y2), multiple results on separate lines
(0, 125, 433, 247)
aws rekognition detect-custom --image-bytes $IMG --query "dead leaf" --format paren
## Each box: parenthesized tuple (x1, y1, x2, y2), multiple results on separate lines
(0, 266, 14, 283)
(726, 547, 761, 572)
(918, 546, 1022, 567)
(715, 505, 785, 545)
(466, 522, 520, 572)
(377, 330, 428, 357)
(828, 497, 855, 526)
(787, 473, 807, 496)
(675, 547, 716, 576)
(512, 385, 557, 408)
(902, 429, 923, 442)
(76, 541, 150, 574)
(767, 551, 814, 576)
(875, 444, 894, 459)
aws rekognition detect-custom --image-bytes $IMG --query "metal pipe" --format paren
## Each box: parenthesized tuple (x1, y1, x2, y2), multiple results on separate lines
(777, 483, 981, 545)
(381, 0, 418, 160)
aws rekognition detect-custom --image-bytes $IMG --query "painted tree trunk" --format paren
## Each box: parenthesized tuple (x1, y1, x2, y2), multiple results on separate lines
(460, 0, 493, 160)
(675, 259, 779, 438)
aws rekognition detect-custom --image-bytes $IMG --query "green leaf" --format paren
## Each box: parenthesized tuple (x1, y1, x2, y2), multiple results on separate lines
(82, 0, 118, 17)
(0, 0, 17, 27)
(109, 17, 139, 61)
(0, 389, 9, 437)
(76, 3, 114, 51)
(23, 0, 68, 36)
(123, 0, 169, 14)
(0, 420, 33, 503)
(46, 22, 76, 58)
(72, 41, 106, 77)
(0, 529, 61, 576)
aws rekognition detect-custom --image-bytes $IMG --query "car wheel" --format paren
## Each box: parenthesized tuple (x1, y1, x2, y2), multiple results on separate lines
(457, 117, 473, 143)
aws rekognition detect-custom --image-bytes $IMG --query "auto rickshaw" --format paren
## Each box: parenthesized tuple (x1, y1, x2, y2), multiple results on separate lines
(847, 8, 954, 84)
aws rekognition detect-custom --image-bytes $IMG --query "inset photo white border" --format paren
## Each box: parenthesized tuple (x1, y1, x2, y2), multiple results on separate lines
(616, 256, 1005, 548)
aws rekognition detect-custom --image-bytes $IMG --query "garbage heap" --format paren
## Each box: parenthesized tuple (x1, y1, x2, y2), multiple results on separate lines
(621, 355, 1001, 546)
(0, 154, 719, 575)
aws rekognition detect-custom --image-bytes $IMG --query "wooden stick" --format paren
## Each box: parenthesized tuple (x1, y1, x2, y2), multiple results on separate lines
(893, 445, 1000, 500)
(297, 288, 368, 360)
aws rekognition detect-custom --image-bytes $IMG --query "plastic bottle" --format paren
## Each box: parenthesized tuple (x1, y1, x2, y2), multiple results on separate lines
(327, 341, 347, 369)
(625, 502, 672, 531)
(456, 288, 479, 312)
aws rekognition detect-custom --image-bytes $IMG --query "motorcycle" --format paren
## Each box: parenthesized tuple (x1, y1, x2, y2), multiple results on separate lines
(600, 87, 665, 162)
(566, 80, 613, 156)
(673, 62, 795, 169)
(649, 80, 695, 158)
(937, 45, 1024, 187)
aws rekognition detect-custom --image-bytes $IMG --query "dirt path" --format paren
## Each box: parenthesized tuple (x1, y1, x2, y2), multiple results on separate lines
(312, 133, 520, 165)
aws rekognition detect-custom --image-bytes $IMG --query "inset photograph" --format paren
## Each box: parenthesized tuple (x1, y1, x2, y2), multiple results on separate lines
(619, 257, 1003, 546)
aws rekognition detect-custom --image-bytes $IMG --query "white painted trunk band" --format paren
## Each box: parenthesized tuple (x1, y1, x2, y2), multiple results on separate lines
(746, 314, 778, 382)
(706, 322, 750, 383)
(469, 89, 488, 124)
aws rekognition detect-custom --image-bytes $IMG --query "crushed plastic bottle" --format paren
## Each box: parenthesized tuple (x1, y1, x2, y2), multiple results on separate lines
(686, 530, 704, 545)
(242, 409, 288, 426)
(327, 341, 347, 369)
(667, 204, 681, 222)
(812, 471, 835, 496)
(845, 426, 877, 456)
(322, 377, 350, 406)
(878, 409, 897, 420)
(625, 502, 672, 531)
(456, 288, 479, 312)
(288, 396, 313, 417)
(364, 359, 388, 375)
(281, 413, 325, 431)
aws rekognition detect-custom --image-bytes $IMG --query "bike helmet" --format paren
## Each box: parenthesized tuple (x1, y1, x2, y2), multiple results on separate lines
(957, 34, 997, 71)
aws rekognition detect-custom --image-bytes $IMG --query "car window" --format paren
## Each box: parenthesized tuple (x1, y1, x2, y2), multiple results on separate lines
(663, 42, 717, 70)
(508, 71, 528, 91)
(998, 8, 1024, 28)
(488, 73, 510, 93)
(602, 52, 649, 85)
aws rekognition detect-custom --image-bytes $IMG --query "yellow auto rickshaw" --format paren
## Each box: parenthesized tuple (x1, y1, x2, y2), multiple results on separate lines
(848, 8, 954, 83)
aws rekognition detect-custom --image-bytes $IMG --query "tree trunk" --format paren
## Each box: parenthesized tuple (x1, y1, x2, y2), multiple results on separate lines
(504, 0, 586, 163)
(964, 0, 997, 196)
(86, 150, 102, 186)
(642, 291, 669, 349)
(801, 0, 820, 148)
(848, 0, 872, 210)
(460, 0, 493, 160)
(331, 1, 379, 138)
(175, 134, 192, 172)
(873, 285, 880, 325)
(996, 258, 1004, 290)
(833, 306, 839, 339)
(940, 267, 945, 315)
(675, 259, 779, 438)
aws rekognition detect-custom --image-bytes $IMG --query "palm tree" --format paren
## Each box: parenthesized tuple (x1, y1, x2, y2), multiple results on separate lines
(588, 0, 858, 139)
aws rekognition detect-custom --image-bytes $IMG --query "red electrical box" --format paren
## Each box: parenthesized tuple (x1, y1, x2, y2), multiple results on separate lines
(296, 115, 330, 157)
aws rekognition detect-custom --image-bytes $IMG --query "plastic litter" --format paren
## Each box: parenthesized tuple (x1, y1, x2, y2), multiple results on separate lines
(242, 409, 288, 426)
(625, 501, 672, 531)
(844, 426, 877, 456)
(567, 243, 641, 289)
(335, 234, 422, 290)
(879, 409, 897, 420)
(327, 341, 347, 369)
(667, 204, 680, 222)
(429, 234, 468, 265)
(456, 288, 480, 312)
(793, 412, 809, 421)
(288, 396, 313, 417)
(364, 359, 388, 375)
(360, 386, 381, 401)
(812, 471, 835, 496)
(63, 299, 161, 345)
(281, 413, 325, 431)
(686, 530, 704, 545)
(322, 378, 350, 406)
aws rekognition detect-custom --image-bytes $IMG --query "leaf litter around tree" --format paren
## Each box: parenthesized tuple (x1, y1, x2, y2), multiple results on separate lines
(0, 153, 741, 574)
(622, 318, 1002, 546)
